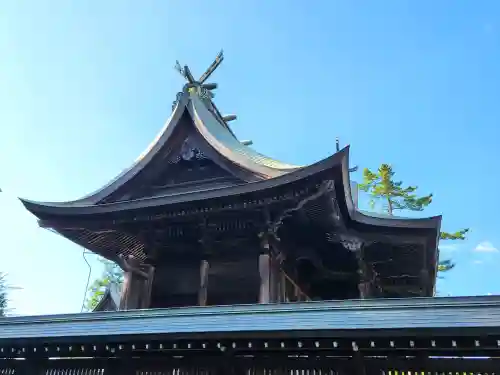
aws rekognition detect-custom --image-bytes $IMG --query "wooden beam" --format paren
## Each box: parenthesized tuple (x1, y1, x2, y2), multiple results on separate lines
(198, 260, 209, 306)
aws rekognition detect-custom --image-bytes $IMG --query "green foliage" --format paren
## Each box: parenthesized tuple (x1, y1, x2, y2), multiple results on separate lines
(359, 164, 469, 275)
(437, 259, 455, 272)
(359, 164, 433, 215)
(0, 273, 7, 317)
(440, 229, 469, 241)
(84, 258, 123, 311)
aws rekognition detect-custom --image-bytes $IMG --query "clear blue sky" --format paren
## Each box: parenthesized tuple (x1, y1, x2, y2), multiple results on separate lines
(1, 1, 499, 315)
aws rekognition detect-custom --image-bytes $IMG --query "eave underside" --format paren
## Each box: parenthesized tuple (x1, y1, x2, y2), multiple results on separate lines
(38, 167, 439, 299)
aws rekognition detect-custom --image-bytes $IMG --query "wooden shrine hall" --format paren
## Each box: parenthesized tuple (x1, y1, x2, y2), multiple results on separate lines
(20, 51, 442, 311)
(4, 51, 498, 375)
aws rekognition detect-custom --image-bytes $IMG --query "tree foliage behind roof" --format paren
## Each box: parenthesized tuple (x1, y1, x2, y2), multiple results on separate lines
(85, 258, 123, 311)
(359, 164, 433, 215)
(359, 164, 469, 276)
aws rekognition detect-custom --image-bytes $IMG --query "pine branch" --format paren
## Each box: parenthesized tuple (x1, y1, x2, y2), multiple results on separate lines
(440, 229, 469, 241)
(438, 259, 455, 272)
(359, 165, 433, 214)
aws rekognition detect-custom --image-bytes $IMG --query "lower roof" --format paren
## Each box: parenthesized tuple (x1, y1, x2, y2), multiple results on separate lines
(1, 296, 499, 342)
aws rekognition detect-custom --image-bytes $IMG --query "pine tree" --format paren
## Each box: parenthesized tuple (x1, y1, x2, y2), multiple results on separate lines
(359, 164, 468, 273)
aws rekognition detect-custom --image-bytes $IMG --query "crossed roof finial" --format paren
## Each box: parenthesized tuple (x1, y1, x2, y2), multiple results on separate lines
(175, 50, 224, 85)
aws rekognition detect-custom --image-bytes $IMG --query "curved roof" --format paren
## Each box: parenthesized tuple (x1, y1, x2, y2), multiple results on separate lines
(20, 146, 441, 232)
(21, 88, 301, 209)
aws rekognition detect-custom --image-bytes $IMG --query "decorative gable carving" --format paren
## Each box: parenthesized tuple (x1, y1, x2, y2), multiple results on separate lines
(102, 134, 244, 203)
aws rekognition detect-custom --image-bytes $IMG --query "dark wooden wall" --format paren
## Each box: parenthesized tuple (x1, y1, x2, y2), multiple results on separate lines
(206, 255, 260, 306)
(148, 252, 261, 308)
(150, 258, 202, 308)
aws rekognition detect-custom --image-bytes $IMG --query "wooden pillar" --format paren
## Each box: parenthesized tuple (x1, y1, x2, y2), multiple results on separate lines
(355, 244, 371, 299)
(139, 266, 155, 309)
(259, 230, 272, 304)
(119, 271, 141, 310)
(341, 236, 371, 299)
(259, 232, 282, 304)
(199, 259, 209, 306)
(118, 255, 154, 310)
(119, 270, 131, 310)
(259, 253, 271, 303)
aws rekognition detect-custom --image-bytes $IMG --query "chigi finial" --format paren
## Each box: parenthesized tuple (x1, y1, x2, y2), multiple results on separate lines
(173, 50, 241, 130)
(175, 50, 224, 87)
(173, 50, 223, 104)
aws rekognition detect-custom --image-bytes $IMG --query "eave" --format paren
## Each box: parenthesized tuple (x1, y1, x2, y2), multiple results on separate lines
(20, 146, 440, 233)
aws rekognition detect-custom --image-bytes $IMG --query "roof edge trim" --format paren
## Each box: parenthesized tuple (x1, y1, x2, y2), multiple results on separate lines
(19, 95, 191, 208)
(21, 146, 442, 235)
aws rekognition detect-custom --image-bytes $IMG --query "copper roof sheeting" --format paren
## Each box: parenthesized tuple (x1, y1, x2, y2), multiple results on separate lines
(1, 296, 500, 341)
(188, 93, 300, 176)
